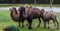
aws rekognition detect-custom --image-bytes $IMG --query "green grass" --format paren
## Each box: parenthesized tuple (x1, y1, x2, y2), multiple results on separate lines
(0, 11, 60, 31)
(0, 4, 60, 7)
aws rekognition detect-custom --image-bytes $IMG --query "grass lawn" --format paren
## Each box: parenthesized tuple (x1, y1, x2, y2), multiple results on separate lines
(0, 4, 60, 7)
(0, 10, 60, 31)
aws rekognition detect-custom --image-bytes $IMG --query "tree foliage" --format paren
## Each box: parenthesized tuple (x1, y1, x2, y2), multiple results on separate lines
(0, 0, 60, 4)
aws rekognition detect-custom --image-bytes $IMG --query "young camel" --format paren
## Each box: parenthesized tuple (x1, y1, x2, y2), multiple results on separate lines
(41, 9, 59, 29)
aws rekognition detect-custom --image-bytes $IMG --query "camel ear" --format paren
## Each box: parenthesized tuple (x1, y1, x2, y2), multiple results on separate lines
(9, 8, 13, 13)
(29, 6, 33, 8)
(9, 8, 13, 11)
(41, 9, 45, 13)
(9, 8, 11, 11)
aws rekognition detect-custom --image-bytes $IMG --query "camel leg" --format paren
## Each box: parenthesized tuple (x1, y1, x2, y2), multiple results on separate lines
(18, 17, 20, 27)
(27, 16, 32, 29)
(56, 20, 59, 29)
(53, 19, 56, 29)
(18, 21, 20, 27)
(47, 20, 50, 29)
(21, 17, 24, 27)
(55, 18, 59, 29)
(37, 17, 41, 27)
(18, 15, 21, 27)
(22, 19, 24, 27)
(43, 20, 46, 28)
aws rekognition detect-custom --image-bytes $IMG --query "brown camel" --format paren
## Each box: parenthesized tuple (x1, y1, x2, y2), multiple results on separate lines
(18, 6, 42, 29)
(10, 7, 24, 27)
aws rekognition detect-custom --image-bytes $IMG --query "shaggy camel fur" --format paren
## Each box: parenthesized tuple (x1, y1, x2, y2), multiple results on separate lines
(41, 9, 59, 29)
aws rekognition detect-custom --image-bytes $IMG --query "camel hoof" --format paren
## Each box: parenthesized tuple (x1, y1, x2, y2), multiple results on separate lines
(57, 28, 59, 29)
(22, 26, 24, 27)
(18, 25, 20, 27)
(44, 26, 46, 28)
(28, 27, 32, 29)
(48, 27, 50, 29)
(26, 24, 28, 26)
(37, 25, 40, 27)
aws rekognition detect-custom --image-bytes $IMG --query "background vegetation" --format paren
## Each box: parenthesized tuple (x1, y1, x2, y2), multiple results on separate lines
(0, 0, 60, 4)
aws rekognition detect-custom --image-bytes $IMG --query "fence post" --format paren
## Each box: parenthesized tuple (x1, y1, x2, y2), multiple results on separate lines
(34, 0, 36, 4)
(50, 0, 53, 8)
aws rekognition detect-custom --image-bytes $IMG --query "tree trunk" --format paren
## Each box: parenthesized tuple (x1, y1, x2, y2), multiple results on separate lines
(34, 0, 36, 4)
(50, 0, 53, 8)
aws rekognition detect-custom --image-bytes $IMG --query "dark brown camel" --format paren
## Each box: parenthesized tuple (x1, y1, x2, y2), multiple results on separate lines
(10, 7, 24, 27)
(41, 9, 59, 29)
(18, 6, 42, 29)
